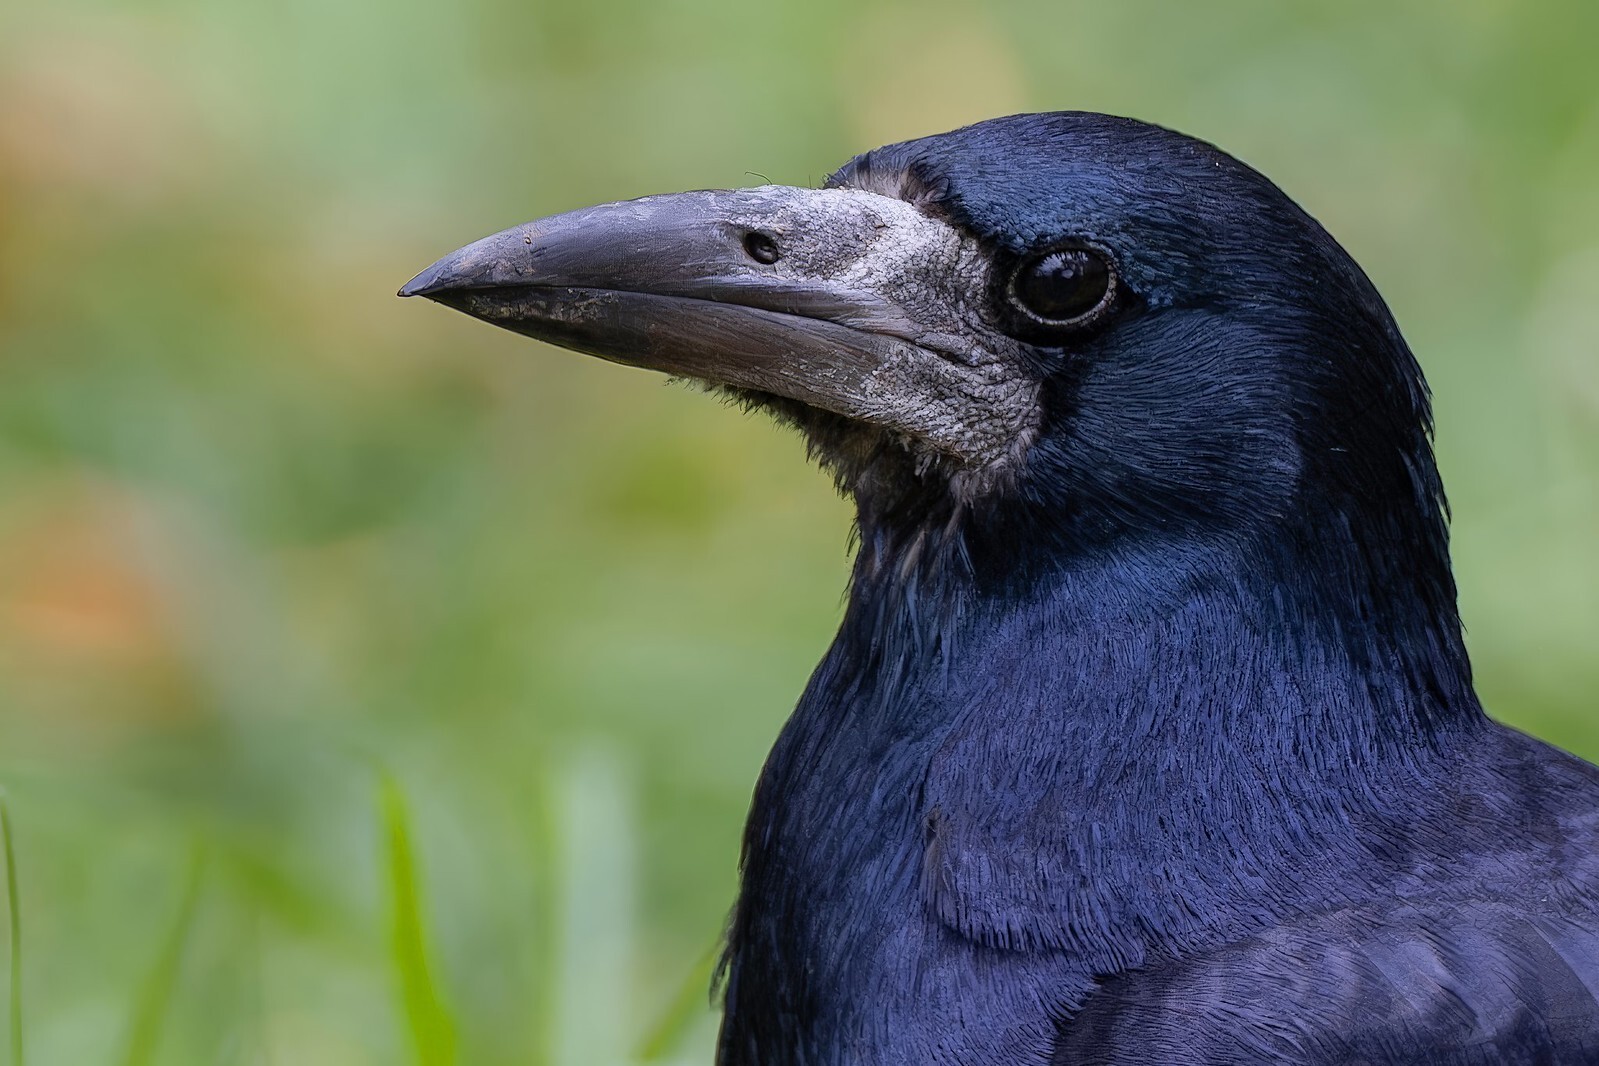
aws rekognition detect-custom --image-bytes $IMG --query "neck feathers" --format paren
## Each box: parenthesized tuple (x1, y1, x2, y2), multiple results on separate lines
(815, 540, 1482, 957)
(720, 480, 1484, 1059)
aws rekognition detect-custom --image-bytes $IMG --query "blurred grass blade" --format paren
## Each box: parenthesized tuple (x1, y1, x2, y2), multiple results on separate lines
(380, 774, 457, 1066)
(635, 938, 719, 1061)
(528, 766, 557, 1066)
(1, 794, 21, 1066)
(120, 844, 207, 1066)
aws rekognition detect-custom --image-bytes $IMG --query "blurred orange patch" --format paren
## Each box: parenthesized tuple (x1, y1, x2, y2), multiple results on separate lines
(0, 484, 197, 731)
(0, 19, 211, 208)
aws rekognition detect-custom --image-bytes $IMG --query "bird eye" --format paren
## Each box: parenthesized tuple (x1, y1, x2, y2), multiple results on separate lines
(743, 231, 781, 265)
(1008, 247, 1114, 326)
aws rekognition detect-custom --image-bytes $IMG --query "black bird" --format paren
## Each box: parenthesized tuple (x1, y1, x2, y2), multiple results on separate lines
(402, 113, 1599, 1065)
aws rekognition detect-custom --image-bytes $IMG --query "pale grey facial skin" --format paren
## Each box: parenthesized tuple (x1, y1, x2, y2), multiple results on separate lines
(400, 186, 1041, 494)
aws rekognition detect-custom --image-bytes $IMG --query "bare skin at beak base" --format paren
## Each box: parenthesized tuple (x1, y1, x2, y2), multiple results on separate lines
(400, 187, 1040, 472)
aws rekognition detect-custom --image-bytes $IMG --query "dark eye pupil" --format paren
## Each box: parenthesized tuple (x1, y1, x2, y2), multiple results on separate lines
(1013, 249, 1111, 322)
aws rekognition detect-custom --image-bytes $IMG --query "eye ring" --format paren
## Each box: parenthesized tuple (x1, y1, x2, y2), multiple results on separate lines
(1005, 245, 1117, 328)
(743, 230, 781, 265)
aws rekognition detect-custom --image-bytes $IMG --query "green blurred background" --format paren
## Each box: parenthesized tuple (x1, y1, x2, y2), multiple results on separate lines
(0, 0, 1596, 1062)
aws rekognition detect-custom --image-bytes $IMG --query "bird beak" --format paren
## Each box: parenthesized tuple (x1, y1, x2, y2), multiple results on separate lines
(399, 186, 1036, 466)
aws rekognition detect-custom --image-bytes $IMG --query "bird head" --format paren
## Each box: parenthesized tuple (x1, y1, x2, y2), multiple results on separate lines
(402, 113, 1451, 619)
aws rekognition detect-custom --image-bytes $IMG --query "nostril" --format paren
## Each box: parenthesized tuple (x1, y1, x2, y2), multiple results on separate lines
(743, 231, 781, 265)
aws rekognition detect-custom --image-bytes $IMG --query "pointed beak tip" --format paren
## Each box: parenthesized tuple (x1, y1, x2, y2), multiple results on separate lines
(397, 269, 439, 300)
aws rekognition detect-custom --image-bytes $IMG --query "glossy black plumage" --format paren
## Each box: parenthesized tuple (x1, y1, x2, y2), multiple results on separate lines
(719, 116, 1599, 1065)
(402, 112, 1599, 1065)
